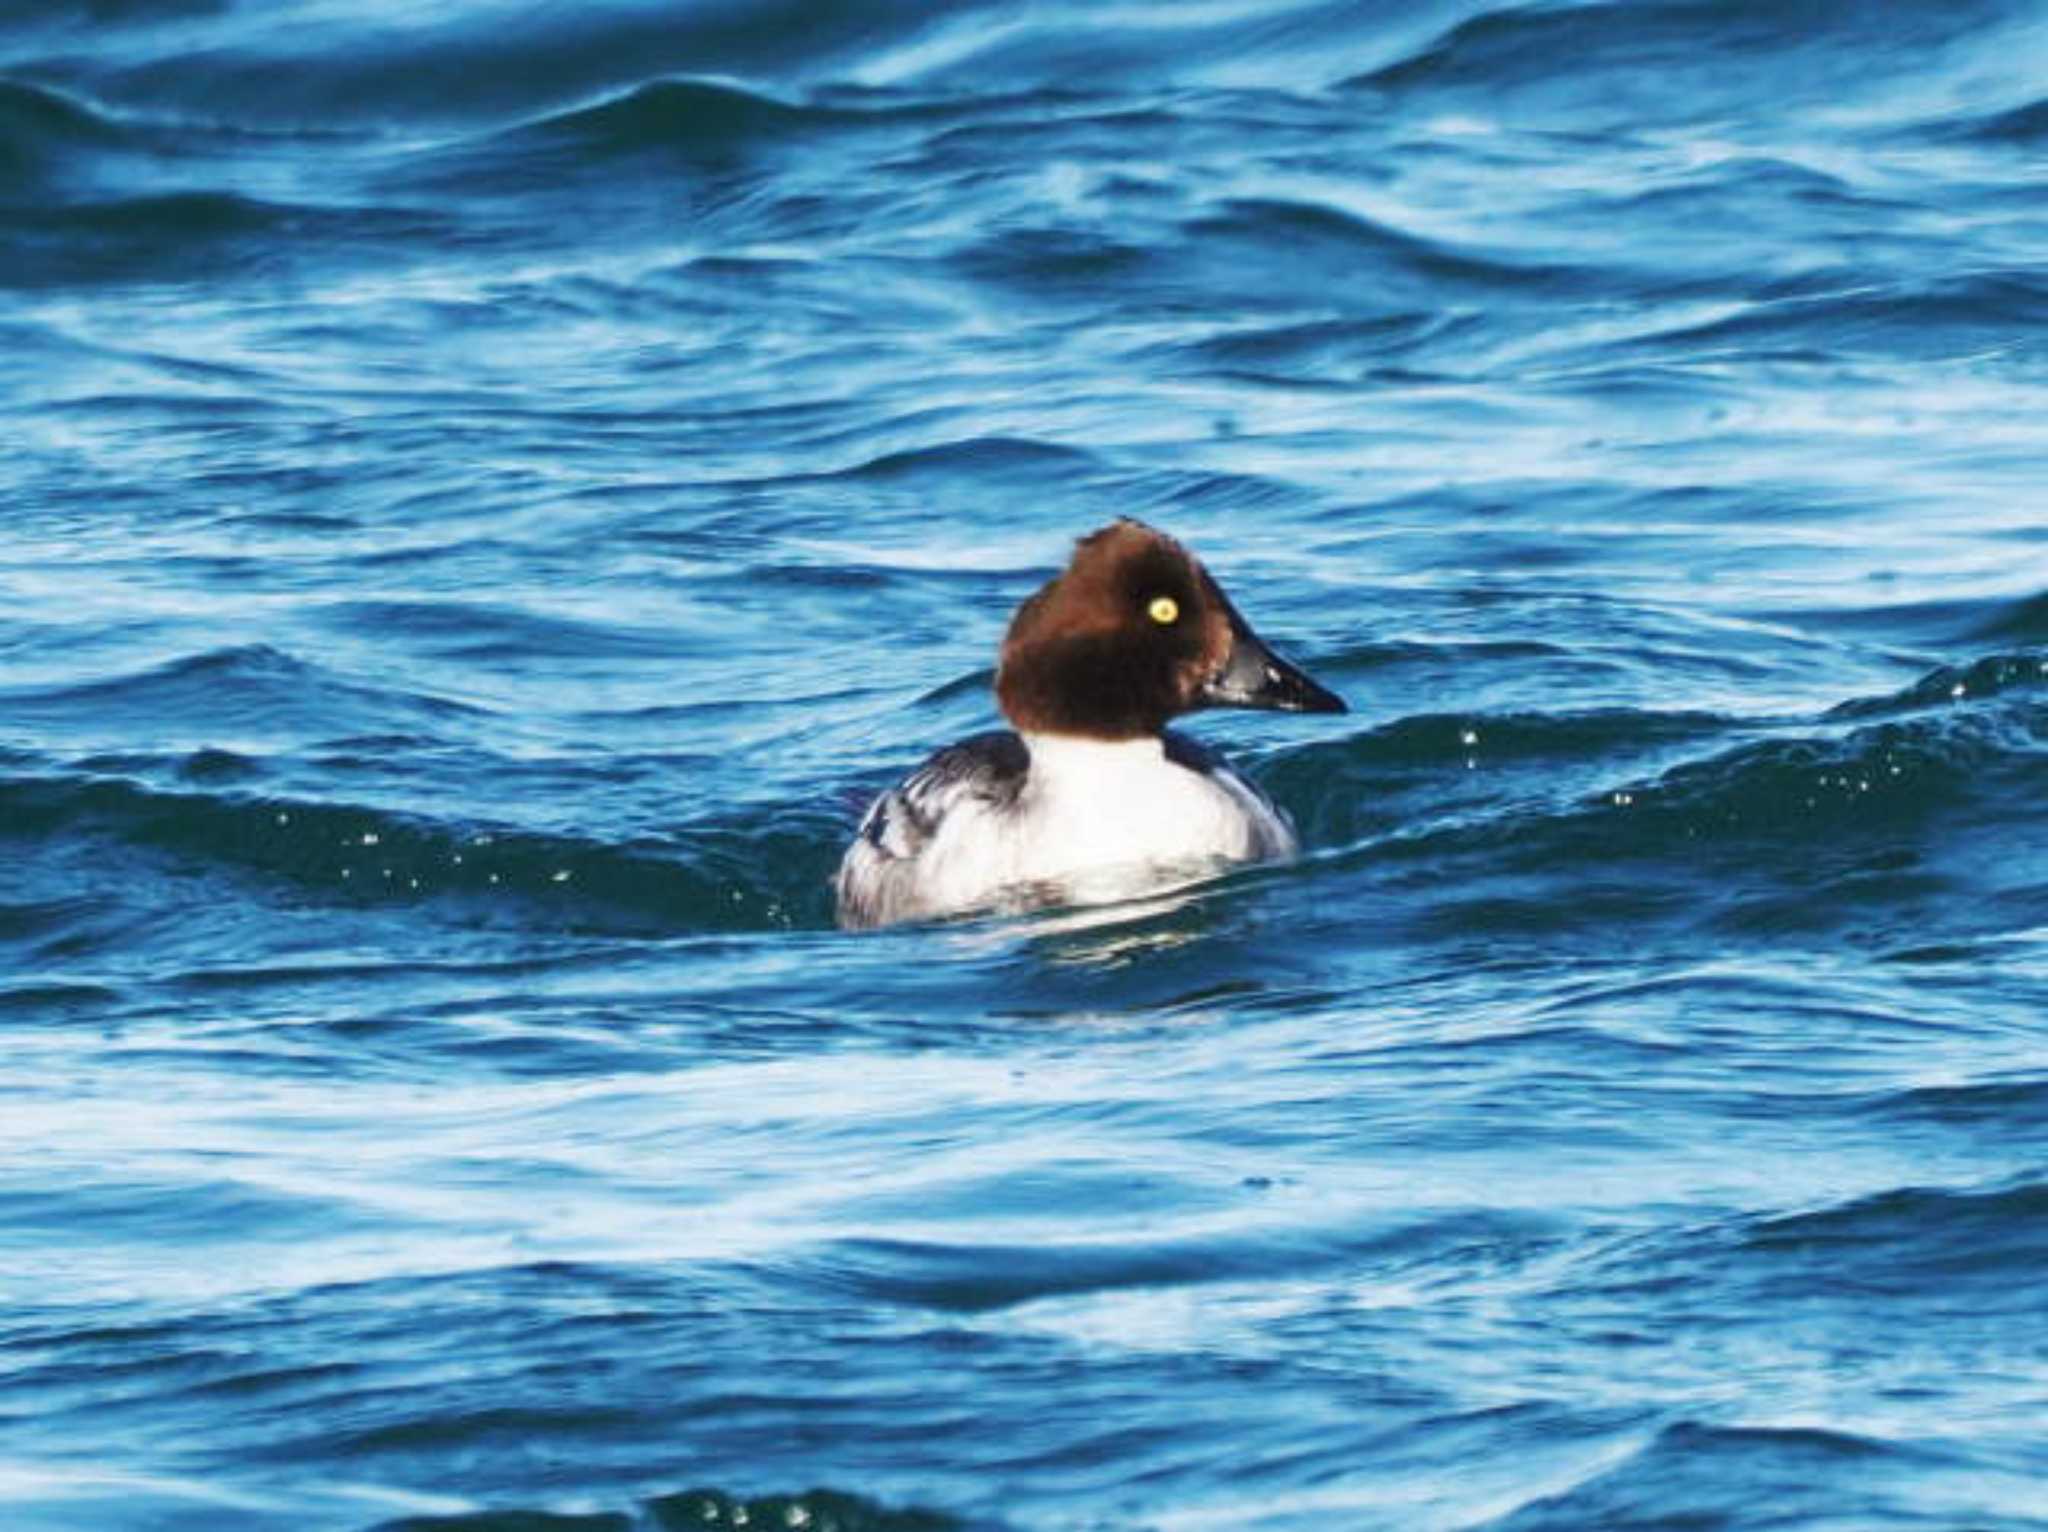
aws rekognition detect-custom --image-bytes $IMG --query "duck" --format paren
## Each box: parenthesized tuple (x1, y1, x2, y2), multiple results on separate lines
(835, 519, 1345, 929)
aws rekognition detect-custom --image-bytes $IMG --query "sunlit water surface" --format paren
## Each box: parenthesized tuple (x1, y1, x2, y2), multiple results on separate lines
(3, 2, 2047, 1528)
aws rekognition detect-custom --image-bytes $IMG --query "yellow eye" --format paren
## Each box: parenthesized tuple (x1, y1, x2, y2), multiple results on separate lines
(1147, 595, 1180, 625)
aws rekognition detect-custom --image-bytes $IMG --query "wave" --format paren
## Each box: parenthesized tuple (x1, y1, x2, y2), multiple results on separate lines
(17, 0, 2046, 139)
(1312, 705, 1733, 769)
(1743, 1178, 2048, 1288)
(945, 224, 1155, 302)
(13, 0, 1431, 126)
(1345, 0, 2031, 123)
(1750, 589, 2048, 649)
(947, 187, 1598, 316)
(398, 77, 876, 197)
(0, 643, 832, 938)
(1269, 652, 2046, 947)
(1619, 270, 2048, 364)
(1, 0, 229, 27)
(0, 765, 841, 935)
(376, 1484, 976, 1532)
(1185, 195, 1598, 301)
(0, 79, 131, 191)
(8, 640, 2038, 942)
(1858, 1074, 2048, 1126)
(378, 69, 987, 219)
(844, 435, 1095, 483)
(1167, 311, 1480, 385)
(18, 0, 942, 126)
(1508, 1417, 1974, 1529)
(0, 76, 380, 206)
(1560, 696, 2039, 851)
(1575, 1174, 2048, 1318)
(2, 644, 482, 740)
(799, 1204, 1564, 1316)
(1969, 590, 2048, 643)
(523, 77, 851, 153)
(1828, 648, 2048, 718)
(1918, 93, 2048, 146)
(308, 603, 685, 664)
(0, 190, 454, 287)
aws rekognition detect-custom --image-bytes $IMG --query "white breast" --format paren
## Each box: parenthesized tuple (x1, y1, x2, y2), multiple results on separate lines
(912, 733, 1296, 918)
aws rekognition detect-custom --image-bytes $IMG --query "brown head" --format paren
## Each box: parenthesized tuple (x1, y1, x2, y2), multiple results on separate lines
(994, 520, 1346, 739)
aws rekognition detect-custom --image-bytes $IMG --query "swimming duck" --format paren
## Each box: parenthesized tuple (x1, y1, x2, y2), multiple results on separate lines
(835, 519, 1345, 929)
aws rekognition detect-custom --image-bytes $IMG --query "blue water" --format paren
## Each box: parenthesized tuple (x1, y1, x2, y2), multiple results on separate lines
(5, 1, 2047, 1527)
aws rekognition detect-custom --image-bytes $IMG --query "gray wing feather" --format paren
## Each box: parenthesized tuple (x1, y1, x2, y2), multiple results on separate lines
(835, 731, 1029, 928)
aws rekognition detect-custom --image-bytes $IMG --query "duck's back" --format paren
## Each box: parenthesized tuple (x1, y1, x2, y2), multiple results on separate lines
(834, 730, 1031, 930)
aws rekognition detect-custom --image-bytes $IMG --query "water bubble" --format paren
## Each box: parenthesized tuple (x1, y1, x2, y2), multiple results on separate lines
(361, 832, 380, 846)
(551, 869, 572, 883)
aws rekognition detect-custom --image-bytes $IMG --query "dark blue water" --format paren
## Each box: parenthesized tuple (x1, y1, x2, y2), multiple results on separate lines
(5, 2, 2047, 1527)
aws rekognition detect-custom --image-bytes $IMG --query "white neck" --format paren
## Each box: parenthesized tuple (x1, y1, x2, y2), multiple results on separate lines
(1020, 731, 1167, 786)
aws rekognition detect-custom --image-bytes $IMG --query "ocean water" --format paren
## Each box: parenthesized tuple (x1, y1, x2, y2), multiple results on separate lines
(4, 1, 2047, 1527)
